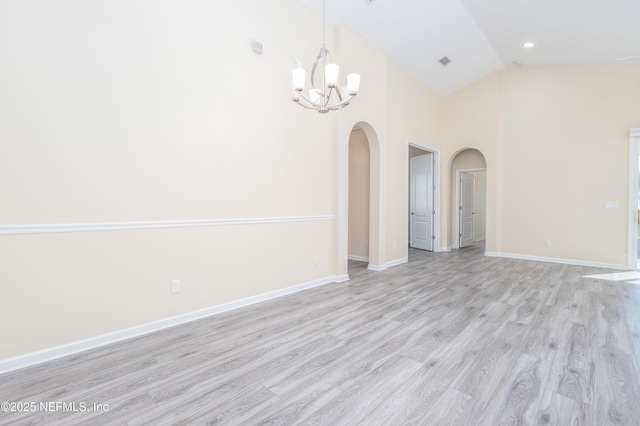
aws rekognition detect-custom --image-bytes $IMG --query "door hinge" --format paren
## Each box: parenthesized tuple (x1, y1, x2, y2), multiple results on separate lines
(432, 235, 436, 240)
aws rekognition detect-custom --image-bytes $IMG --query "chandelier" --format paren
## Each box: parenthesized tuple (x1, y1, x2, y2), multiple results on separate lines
(291, 0, 361, 113)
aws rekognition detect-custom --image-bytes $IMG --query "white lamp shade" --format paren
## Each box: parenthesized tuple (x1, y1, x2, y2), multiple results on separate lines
(347, 73, 360, 94)
(292, 68, 306, 91)
(309, 89, 321, 105)
(325, 64, 339, 87)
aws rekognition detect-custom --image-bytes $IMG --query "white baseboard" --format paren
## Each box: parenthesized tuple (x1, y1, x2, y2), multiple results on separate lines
(348, 255, 369, 262)
(367, 263, 386, 272)
(485, 251, 629, 270)
(367, 256, 408, 272)
(0, 274, 343, 375)
(334, 274, 350, 283)
(386, 257, 408, 268)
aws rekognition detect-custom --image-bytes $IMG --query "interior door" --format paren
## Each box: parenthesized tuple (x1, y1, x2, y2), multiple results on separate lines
(460, 172, 475, 248)
(410, 154, 433, 251)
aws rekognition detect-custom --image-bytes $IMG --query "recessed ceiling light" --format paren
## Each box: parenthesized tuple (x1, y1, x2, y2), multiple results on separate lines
(523, 42, 535, 48)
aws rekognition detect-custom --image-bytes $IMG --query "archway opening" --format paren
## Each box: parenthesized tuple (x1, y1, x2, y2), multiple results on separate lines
(339, 120, 382, 277)
(450, 148, 487, 250)
(348, 127, 370, 275)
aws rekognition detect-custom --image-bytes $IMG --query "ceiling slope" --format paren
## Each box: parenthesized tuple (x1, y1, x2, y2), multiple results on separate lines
(297, 0, 640, 96)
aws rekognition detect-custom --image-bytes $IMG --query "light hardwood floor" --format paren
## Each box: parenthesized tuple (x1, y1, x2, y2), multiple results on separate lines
(1, 245, 640, 425)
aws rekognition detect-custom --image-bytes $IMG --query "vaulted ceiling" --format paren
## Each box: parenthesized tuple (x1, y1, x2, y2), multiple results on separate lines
(297, 0, 640, 96)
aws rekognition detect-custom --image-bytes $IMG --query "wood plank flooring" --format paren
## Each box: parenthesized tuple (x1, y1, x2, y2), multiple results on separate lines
(1, 245, 640, 425)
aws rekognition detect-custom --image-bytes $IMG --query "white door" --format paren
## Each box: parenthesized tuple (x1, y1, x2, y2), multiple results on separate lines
(460, 172, 475, 248)
(410, 154, 433, 251)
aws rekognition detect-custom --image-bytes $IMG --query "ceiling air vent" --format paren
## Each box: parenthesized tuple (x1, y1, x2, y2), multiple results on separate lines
(438, 56, 452, 66)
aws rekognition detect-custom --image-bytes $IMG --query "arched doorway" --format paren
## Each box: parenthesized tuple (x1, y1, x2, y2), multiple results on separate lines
(337, 121, 383, 278)
(348, 127, 370, 274)
(450, 148, 487, 249)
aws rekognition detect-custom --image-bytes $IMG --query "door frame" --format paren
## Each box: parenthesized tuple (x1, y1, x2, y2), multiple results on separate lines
(407, 141, 441, 252)
(628, 128, 640, 269)
(454, 167, 486, 249)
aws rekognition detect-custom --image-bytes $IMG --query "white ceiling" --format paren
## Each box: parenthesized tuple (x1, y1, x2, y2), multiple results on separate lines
(296, 0, 640, 96)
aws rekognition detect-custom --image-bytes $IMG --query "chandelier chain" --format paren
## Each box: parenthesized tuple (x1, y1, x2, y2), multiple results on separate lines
(322, 0, 326, 48)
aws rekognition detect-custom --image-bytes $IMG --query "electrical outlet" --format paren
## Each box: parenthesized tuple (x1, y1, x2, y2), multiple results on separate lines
(171, 279, 181, 294)
(314, 255, 319, 265)
(545, 241, 552, 248)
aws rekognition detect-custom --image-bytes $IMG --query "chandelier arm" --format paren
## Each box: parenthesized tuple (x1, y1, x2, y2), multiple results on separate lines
(295, 91, 320, 108)
(299, 103, 323, 110)
(296, 100, 325, 110)
(323, 87, 333, 109)
(294, 86, 354, 111)
(310, 48, 324, 92)
(327, 99, 350, 111)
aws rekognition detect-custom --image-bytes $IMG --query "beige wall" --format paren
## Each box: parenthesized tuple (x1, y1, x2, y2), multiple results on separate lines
(0, 222, 335, 356)
(385, 62, 443, 259)
(473, 171, 487, 242)
(348, 129, 370, 259)
(0, 0, 443, 361)
(444, 73, 500, 252)
(0, 0, 343, 360)
(445, 64, 640, 264)
(332, 23, 393, 273)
